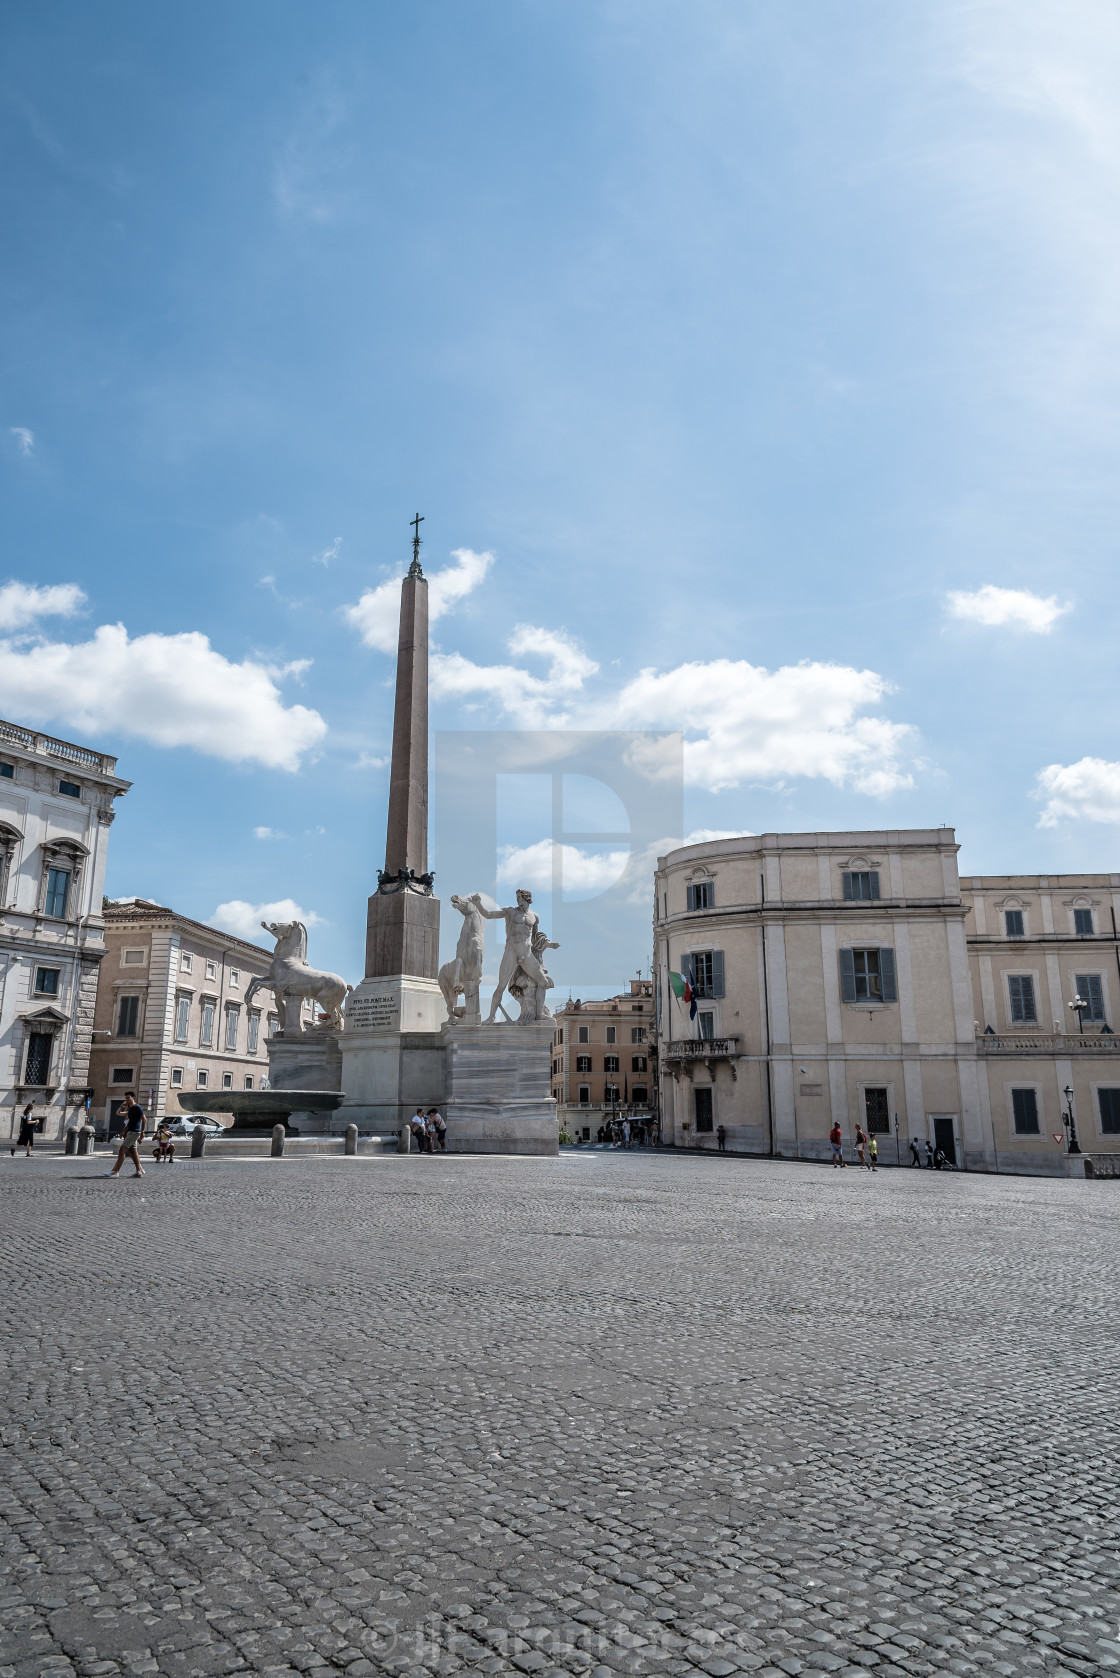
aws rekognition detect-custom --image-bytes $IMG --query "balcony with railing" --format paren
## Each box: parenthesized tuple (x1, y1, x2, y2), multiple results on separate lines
(977, 1030, 1120, 1054)
(0, 718, 119, 776)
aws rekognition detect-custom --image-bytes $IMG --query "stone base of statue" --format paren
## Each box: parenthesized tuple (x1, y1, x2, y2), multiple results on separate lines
(443, 1020, 558, 1156)
(338, 976, 445, 1134)
(263, 1029, 345, 1134)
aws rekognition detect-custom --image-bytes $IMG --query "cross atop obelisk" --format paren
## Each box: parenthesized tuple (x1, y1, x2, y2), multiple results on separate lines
(365, 516, 440, 980)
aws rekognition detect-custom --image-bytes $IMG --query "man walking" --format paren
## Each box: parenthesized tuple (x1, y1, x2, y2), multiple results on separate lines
(716, 1122, 727, 1152)
(106, 1092, 147, 1178)
(909, 1136, 922, 1167)
(829, 1122, 845, 1168)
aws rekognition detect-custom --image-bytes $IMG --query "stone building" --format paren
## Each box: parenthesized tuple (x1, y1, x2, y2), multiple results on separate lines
(653, 829, 1120, 1175)
(88, 901, 283, 1130)
(551, 980, 655, 1140)
(0, 718, 130, 1142)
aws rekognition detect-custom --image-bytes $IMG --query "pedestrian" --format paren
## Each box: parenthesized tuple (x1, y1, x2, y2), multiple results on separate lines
(105, 1092, 147, 1179)
(621, 1117, 631, 1149)
(429, 1108, 447, 1152)
(868, 1134, 878, 1172)
(829, 1122, 845, 1167)
(12, 1102, 39, 1157)
(409, 1108, 427, 1153)
(854, 1124, 868, 1169)
(909, 1136, 922, 1167)
(716, 1122, 727, 1152)
(924, 1139, 935, 1169)
(153, 1121, 175, 1163)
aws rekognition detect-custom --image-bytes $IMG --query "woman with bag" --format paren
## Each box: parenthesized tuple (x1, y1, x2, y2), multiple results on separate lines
(11, 1103, 39, 1157)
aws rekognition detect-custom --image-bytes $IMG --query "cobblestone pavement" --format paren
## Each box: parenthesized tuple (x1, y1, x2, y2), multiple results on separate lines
(2, 1152, 1119, 1678)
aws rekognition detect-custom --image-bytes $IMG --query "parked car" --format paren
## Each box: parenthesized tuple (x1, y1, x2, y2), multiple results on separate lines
(167, 1117, 227, 1138)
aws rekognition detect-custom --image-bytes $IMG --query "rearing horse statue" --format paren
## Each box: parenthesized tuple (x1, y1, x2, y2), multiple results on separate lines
(245, 920, 351, 1034)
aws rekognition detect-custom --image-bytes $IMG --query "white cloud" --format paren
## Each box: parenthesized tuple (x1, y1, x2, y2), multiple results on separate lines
(0, 616, 326, 770)
(0, 581, 86, 630)
(431, 623, 598, 728)
(312, 537, 341, 568)
(345, 548, 495, 652)
(1034, 757, 1120, 826)
(253, 826, 287, 840)
(209, 898, 326, 943)
(497, 840, 631, 894)
(354, 751, 389, 770)
(9, 427, 33, 457)
(945, 585, 1071, 633)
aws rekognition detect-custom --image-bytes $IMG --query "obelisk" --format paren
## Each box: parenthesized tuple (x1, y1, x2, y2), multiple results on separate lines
(364, 514, 441, 980)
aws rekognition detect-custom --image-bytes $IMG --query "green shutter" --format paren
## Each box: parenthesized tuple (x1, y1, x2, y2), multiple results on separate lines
(711, 950, 724, 997)
(839, 948, 857, 1002)
(879, 947, 897, 1003)
(842, 873, 854, 901)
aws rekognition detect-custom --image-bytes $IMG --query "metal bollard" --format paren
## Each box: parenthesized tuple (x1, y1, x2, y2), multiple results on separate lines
(271, 1123, 285, 1158)
(64, 1129, 78, 1155)
(344, 1123, 358, 1156)
(397, 1123, 410, 1154)
(191, 1126, 206, 1159)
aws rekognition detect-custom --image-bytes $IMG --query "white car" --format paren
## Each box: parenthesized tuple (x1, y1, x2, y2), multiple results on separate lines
(167, 1117, 227, 1138)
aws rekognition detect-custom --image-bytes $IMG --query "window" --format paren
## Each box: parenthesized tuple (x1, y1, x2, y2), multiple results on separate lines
(632, 1055, 647, 1072)
(268, 1013, 278, 1038)
(578, 1024, 589, 1043)
(864, 1088, 890, 1134)
(685, 950, 724, 998)
(110, 1066, 133, 1084)
(170, 1067, 184, 1088)
(1005, 909, 1025, 937)
(556, 1028, 564, 1044)
(1011, 1088, 1040, 1134)
(578, 1085, 590, 1104)
(1098, 1089, 1120, 1135)
(58, 779, 81, 799)
(0, 762, 12, 779)
(225, 1005, 239, 1051)
(244, 1075, 254, 1090)
(24, 1033, 53, 1084)
(606, 1025, 616, 1044)
(843, 870, 880, 901)
(222, 1071, 233, 1089)
(180, 952, 193, 973)
(174, 995, 190, 1043)
(122, 949, 145, 966)
(1008, 975, 1037, 1024)
(44, 867, 70, 918)
(229, 968, 240, 988)
(695, 1087, 714, 1132)
(686, 881, 713, 911)
(205, 960, 216, 980)
(1074, 908, 1094, 936)
(34, 967, 60, 996)
(200, 1000, 216, 1047)
(631, 1026, 646, 1043)
(698, 1011, 714, 1040)
(116, 994, 140, 1037)
(632, 1004, 643, 1012)
(604, 1083, 620, 1102)
(839, 948, 897, 1004)
(197, 1070, 208, 1088)
(247, 1010, 260, 1053)
(576, 1055, 592, 1073)
(604, 1055, 619, 1073)
(1074, 975, 1105, 1022)
(632, 1086, 648, 1103)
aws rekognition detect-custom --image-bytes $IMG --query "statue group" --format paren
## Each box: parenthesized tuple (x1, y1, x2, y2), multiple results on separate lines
(439, 888, 558, 1027)
(254, 889, 557, 1034)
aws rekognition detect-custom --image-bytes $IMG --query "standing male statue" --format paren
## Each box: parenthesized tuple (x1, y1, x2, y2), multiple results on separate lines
(479, 889, 558, 1024)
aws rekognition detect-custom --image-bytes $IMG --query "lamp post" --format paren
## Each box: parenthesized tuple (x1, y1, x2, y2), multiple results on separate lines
(1068, 997, 1088, 1036)
(1062, 1084, 1082, 1155)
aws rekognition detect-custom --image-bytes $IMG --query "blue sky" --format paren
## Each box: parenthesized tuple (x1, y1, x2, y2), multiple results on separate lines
(3, 1, 1120, 988)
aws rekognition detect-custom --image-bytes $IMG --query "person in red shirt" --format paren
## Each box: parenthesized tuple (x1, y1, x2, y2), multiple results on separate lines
(829, 1122, 845, 1168)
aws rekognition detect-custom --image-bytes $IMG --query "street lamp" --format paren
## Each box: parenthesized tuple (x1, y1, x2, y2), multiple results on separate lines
(1068, 997, 1088, 1036)
(1062, 1084, 1082, 1155)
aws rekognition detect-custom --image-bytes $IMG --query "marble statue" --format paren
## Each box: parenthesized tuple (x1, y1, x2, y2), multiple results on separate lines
(438, 893, 486, 1025)
(246, 920, 351, 1034)
(479, 889, 559, 1025)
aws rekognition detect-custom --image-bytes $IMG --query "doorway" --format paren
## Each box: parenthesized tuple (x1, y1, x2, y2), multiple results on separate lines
(931, 1114, 958, 1166)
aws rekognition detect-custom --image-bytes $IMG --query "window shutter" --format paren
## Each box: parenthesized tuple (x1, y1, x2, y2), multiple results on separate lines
(842, 872, 854, 901)
(711, 949, 724, 997)
(868, 871, 880, 900)
(878, 947, 897, 1003)
(839, 948, 857, 1003)
(686, 884, 696, 911)
(682, 952, 695, 987)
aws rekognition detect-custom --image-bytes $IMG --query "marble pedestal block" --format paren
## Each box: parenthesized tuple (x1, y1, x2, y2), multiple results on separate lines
(265, 1029, 344, 1134)
(365, 890, 440, 980)
(339, 975, 446, 1133)
(444, 1020, 558, 1156)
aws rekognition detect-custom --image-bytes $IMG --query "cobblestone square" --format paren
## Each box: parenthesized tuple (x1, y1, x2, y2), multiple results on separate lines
(2, 1152, 1118, 1678)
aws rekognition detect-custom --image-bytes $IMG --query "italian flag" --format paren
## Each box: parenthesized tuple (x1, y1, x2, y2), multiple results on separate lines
(669, 970, 697, 1019)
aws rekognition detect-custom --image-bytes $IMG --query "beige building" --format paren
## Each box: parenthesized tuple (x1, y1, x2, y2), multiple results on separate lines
(551, 981, 655, 1140)
(0, 717, 130, 1141)
(653, 829, 1120, 1174)
(88, 900, 285, 1130)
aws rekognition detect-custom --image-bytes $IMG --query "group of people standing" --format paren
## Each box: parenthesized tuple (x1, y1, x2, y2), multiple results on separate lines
(829, 1121, 880, 1170)
(408, 1108, 447, 1152)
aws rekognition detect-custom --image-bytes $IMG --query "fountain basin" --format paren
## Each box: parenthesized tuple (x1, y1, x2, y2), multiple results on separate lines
(182, 1089, 348, 1135)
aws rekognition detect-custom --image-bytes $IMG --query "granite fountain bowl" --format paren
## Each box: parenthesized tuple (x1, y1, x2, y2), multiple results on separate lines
(182, 1089, 348, 1133)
